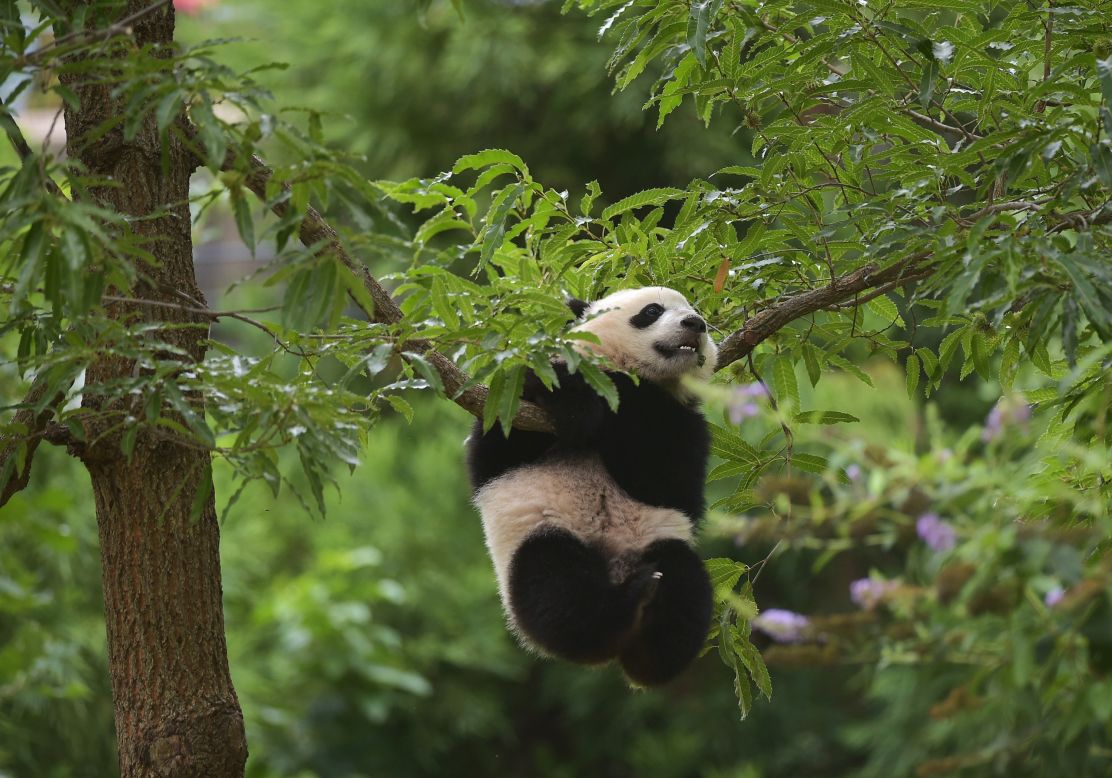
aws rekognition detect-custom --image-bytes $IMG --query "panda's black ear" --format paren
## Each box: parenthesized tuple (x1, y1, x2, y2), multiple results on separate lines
(567, 297, 590, 320)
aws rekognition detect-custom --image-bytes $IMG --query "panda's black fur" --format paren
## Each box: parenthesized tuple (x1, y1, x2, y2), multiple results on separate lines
(466, 287, 715, 686)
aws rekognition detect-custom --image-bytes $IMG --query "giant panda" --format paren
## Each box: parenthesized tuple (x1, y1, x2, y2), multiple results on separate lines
(466, 286, 717, 686)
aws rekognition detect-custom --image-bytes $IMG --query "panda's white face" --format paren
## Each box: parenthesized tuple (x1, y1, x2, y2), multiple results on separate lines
(571, 287, 718, 383)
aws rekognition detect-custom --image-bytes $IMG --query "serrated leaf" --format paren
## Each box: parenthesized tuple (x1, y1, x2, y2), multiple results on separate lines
(1092, 143, 1112, 188)
(705, 557, 747, 594)
(734, 662, 753, 720)
(793, 410, 860, 425)
(482, 367, 505, 434)
(710, 424, 763, 465)
(601, 187, 685, 221)
(478, 182, 524, 270)
(188, 461, 214, 522)
(906, 353, 920, 398)
(230, 186, 255, 254)
(453, 148, 529, 176)
(403, 352, 445, 394)
(802, 344, 821, 387)
(577, 360, 619, 412)
(867, 294, 904, 327)
(770, 357, 798, 411)
(789, 452, 829, 475)
(688, 0, 723, 68)
(1055, 252, 1111, 339)
(999, 336, 1020, 391)
(829, 354, 873, 386)
(497, 365, 525, 434)
(736, 638, 772, 700)
(386, 395, 414, 423)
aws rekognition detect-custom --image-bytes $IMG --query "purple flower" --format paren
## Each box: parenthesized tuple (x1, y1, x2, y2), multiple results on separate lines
(727, 383, 767, 424)
(916, 513, 957, 553)
(752, 608, 809, 643)
(850, 578, 899, 609)
(982, 398, 1033, 442)
(728, 402, 760, 424)
(1045, 586, 1065, 608)
(845, 464, 862, 482)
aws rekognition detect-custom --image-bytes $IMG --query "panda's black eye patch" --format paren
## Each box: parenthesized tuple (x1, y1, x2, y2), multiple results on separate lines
(630, 303, 665, 329)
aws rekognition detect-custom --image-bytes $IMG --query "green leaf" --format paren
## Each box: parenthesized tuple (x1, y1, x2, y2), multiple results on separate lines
(453, 149, 529, 177)
(478, 182, 525, 270)
(482, 367, 505, 434)
(385, 395, 414, 424)
(918, 59, 939, 109)
(789, 452, 829, 475)
(687, 0, 723, 68)
(230, 186, 255, 254)
(793, 410, 860, 425)
(802, 344, 822, 387)
(710, 425, 763, 466)
(827, 354, 873, 387)
(736, 638, 772, 700)
(1098, 56, 1112, 141)
(999, 336, 1020, 392)
(1055, 253, 1111, 339)
(705, 557, 747, 594)
(601, 187, 685, 221)
(577, 360, 619, 412)
(866, 294, 904, 327)
(497, 364, 525, 434)
(188, 461, 214, 522)
(1092, 143, 1112, 188)
(770, 357, 799, 410)
(403, 352, 446, 394)
(733, 661, 753, 720)
(906, 353, 920, 398)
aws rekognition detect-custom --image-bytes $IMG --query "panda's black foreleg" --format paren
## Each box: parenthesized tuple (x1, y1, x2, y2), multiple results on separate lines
(619, 539, 713, 686)
(508, 526, 654, 664)
(523, 366, 607, 450)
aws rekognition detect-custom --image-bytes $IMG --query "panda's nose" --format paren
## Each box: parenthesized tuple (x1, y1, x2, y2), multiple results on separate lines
(680, 315, 707, 333)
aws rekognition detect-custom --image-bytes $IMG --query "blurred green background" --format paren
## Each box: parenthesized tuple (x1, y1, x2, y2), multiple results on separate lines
(1, 1, 1104, 776)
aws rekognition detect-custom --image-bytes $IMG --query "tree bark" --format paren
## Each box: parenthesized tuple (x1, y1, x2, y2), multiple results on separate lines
(59, 2, 247, 775)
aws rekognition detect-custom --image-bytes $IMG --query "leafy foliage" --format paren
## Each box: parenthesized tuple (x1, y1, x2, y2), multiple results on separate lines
(1, 0, 1111, 773)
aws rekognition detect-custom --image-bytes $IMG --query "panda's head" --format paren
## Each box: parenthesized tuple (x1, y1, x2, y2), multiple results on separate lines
(568, 287, 718, 385)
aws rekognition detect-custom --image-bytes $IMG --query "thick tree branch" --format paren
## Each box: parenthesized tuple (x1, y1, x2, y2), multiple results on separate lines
(715, 256, 931, 371)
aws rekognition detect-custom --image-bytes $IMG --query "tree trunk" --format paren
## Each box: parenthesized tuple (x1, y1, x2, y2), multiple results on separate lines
(59, 2, 247, 775)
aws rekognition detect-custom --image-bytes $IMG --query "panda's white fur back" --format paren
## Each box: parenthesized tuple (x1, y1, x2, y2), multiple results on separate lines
(474, 456, 693, 633)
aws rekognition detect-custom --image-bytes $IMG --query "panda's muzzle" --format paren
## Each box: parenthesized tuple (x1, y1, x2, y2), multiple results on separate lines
(653, 331, 702, 359)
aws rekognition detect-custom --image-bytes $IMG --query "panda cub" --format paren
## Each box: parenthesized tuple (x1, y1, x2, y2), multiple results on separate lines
(466, 286, 716, 686)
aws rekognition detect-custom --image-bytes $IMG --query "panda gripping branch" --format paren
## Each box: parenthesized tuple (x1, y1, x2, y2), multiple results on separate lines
(466, 287, 717, 686)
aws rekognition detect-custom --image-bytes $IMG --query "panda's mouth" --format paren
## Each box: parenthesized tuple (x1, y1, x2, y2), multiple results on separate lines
(653, 334, 701, 359)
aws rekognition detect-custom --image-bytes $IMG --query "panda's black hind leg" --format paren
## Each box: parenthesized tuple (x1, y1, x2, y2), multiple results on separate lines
(508, 526, 651, 664)
(619, 539, 713, 687)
